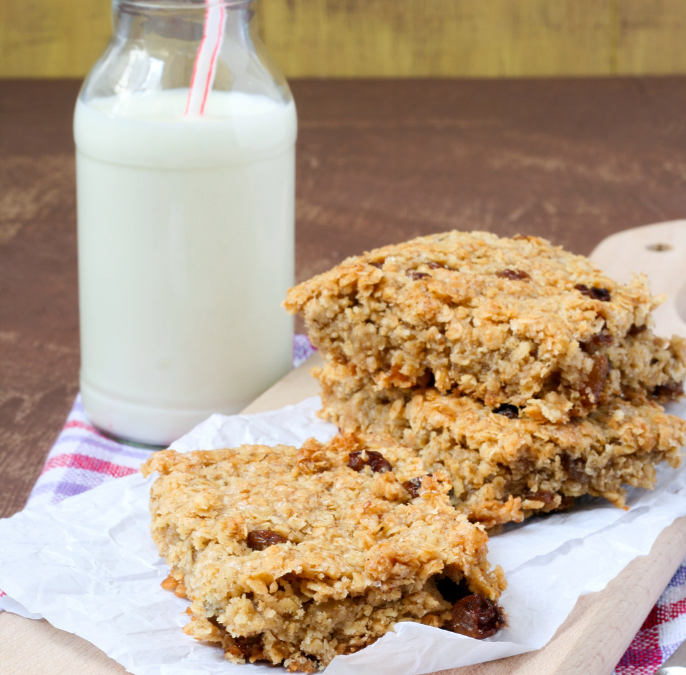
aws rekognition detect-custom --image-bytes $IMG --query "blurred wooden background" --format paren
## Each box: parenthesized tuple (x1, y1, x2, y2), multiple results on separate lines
(1, 0, 686, 78)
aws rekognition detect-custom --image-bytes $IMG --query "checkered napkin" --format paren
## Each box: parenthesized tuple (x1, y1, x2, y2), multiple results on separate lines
(0, 332, 684, 674)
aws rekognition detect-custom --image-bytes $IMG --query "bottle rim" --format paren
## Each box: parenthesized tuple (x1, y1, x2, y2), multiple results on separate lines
(115, 0, 252, 10)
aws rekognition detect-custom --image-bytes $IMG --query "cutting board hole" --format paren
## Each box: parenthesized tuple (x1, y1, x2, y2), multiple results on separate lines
(646, 243, 673, 252)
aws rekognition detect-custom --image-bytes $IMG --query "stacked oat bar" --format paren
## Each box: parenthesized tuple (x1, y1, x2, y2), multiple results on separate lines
(285, 231, 686, 528)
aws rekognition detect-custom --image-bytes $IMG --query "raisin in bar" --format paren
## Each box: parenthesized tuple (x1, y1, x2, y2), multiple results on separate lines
(142, 434, 506, 673)
(316, 362, 686, 529)
(284, 231, 686, 423)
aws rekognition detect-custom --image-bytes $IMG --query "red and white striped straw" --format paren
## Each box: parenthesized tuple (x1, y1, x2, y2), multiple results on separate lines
(185, 0, 226, 116)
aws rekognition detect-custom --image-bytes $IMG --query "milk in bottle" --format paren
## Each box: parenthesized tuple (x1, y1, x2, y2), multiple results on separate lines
(75, 1, 296, 445)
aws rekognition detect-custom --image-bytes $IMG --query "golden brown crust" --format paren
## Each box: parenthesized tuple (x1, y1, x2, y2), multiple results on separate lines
(284, 230, 686, 422)
(316, 362, 686, 528)
(142, 435, 506, 671)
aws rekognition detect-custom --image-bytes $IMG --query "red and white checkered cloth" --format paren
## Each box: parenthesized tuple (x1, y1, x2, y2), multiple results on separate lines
(1, 333, 685, 673)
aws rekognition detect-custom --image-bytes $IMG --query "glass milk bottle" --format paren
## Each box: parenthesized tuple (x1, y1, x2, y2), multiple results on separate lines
(74, 0, 296, 445)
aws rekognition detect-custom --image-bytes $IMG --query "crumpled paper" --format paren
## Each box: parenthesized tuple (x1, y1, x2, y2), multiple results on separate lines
(1, 396, 686, 675)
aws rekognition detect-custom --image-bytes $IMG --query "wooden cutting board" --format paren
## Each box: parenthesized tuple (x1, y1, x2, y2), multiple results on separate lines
(3, 220, 686, 675)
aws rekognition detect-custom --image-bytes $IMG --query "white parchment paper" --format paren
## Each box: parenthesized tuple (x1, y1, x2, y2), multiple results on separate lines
(2, 396, 686, 675)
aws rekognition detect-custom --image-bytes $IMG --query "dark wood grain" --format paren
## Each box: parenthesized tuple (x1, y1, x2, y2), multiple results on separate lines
(2, 77, 686, 518)
(0, 80, 82, 519)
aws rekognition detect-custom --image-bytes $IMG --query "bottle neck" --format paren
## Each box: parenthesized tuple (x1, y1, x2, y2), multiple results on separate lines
(79, 0, 289, 107)
(112, 1, 254, 42)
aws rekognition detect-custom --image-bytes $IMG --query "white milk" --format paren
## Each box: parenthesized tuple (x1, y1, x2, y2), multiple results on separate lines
(74, 90, 296, 445)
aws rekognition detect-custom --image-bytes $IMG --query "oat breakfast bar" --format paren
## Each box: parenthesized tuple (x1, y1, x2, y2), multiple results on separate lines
(316, 362, 686, 528)
(142, 434, 506, 672)
(284, 231, 686, 422)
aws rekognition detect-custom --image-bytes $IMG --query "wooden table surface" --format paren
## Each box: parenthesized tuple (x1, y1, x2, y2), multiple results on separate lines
(3, 75, 686, 524)
(3, 77, 686, 675)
